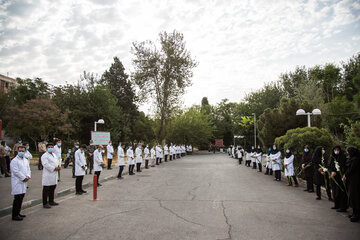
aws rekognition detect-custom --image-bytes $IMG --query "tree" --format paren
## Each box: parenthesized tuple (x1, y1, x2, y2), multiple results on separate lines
(132, 30, 198, 141)
(201, 97, 211, 115)
(5, 98, 72, 149)
(211, 99, 236, 146)
(280, 66, 308, 98)
(11, 77, 51, 106)
(344, 121, 360, 149)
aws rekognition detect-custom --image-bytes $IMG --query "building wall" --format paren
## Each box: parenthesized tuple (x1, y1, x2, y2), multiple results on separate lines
(0, 74, 17, 93)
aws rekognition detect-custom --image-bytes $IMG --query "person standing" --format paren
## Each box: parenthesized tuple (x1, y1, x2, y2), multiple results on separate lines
(284, 148, 298, 187)
(144, 144, 150, 168)
(117, 143, 126, 179)
(237, 146, 243, 165)
(312, 146, 326, 200)
(5, 142, 11, 173)
(255, 146, 263, 172)
(71, 142, 80, 178)
(170, 144, 175, 160)
(53, 139, 62, 182)
(24, 142, 32, 164)
(156, 144, 161, 165)
(93, 145, 105, 186)
(271, 145, 282, 181)
(250, 146, 257, 169)
(106, 141, 114, 170)
(301, 145, 314, 192)
(38, 140, 47, 170)
(86, 142, 95, 174)
(344, 146, 360, 222)
(164, 144, 169, 162)
(135, 143, 143, 172)
(41, 143, 60, 208)
(150, 145, 156, 167)
(0, 141, 11, 177)
(328, 145, 347, 212)
(127, 146, 135, 175)
(75, 145, 87, 195)
(245, 147, 251, 167)
(265, 147, 273, 175)
(10, 146, 31, 221)
(12, 139, 22, 157)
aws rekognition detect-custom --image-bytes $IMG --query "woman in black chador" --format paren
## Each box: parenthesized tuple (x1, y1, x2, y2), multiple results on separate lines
(328, 145, 348, 212)
(301, 145, 314, 192)
(344, 146, 360, 222)
(312, 146, 325, 200)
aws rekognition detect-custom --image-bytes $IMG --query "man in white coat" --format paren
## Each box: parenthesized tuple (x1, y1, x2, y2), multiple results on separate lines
(106, 141, 114, 170)
(10, 145, 31, 221)
(117, 143, 126, 179)
(155, 144, 161, 165)
(93, 145, 105, 186)
(164, 144, 169, 162)
(41, 143, 61, 208)
(135, 143, 143, 172)
(150, 146, 156, 167)
(144, 144, 150, 168)
(127, 146, 135, 175)
(75, 145, 87, 194)
(53, 139, 62, 182)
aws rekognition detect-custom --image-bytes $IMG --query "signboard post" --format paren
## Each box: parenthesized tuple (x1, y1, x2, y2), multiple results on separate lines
(91, 131, 111, 145)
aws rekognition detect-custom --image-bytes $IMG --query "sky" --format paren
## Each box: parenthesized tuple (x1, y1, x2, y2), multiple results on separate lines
(0, 0, 360, 112)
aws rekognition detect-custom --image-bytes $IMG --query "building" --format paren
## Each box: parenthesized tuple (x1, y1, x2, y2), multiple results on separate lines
(0, 73, 17, 93)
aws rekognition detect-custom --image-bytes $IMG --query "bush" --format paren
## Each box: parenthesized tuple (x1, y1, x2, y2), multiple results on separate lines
(344, 121, 360, 148)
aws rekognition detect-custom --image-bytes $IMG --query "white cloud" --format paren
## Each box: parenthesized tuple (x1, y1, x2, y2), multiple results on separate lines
(0, 0, 359, 110)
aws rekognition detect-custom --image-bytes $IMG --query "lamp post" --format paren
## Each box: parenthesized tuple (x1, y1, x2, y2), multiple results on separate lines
(94, 119, 105, 131)
(252, 113, 256, 147)
(296, 109, 321, 127)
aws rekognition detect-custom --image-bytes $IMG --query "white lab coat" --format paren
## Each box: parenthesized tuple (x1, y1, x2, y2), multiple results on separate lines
(24, 150, 32, 162)
(117, 146, 126, 166)
(156, 146, 162, 158)
(164, 145, 169, 155)
(107, 144, 114, 159)
(245, 152, 251, 161)
(250, 151, 256, 163)
(41, 152, 58, 186)
(144, 147, 150, 160)
(271, 151, 282, 171)
(255, 152, 262, 164)
(284, 155, 295, 176)
(127, 148, 134, 165)
(93, 149, 104, 172)
(135, 147, 143, 163)
(53, 145, 62, 166)
(237, 149, 242, 159)
(11, 155, 31, 195)
(266, 154, 272, 169)
(75, 149, 86, 176)
(150, 148, 156, 166)
(170, 146, 175, 155)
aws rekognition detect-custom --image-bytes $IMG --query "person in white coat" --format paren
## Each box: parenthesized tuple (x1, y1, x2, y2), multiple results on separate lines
(10, 146, 31, 221)
(164, 144, 169, 162)
(135, 143, 143, 172)
(144, 144, 150, 168)
(170, 144, 175, 160)
(270, 145, 282, 181)
(245, 146, 252, 167)
(127, 146, 135, 175)
(117, 143, 126, 179)
(284, 148, 298, 187)
(250, 146, 257, 169)
(93, 145, 105, 186)
(106, 141, 114, 170)
(41, 143, 61, 208)
(236, 147, 243, 165)
(150, 146, 156, 167)
(53, 139, 62, 182)
(255, 146, 263, 172)
(75, 145, 87, 194)
(265, 147, 273, 175)
(155, 144, 161, 165)
(24, 142, 32, 164)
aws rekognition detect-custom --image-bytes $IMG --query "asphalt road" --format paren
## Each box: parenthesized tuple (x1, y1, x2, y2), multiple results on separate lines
(0, 152, 358, 240)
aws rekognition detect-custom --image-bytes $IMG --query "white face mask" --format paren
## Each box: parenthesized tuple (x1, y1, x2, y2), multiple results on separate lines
(286, 150, 290, 153)
(334, 150, 340, 155)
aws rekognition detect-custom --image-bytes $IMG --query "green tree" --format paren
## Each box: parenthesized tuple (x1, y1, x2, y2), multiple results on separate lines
(344, 121, 360, 148)
(132, 30, 198, 141)
(11, 77, 51, 106)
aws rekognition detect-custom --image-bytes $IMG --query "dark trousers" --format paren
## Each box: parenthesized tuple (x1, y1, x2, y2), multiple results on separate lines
(5, 156, 10, 173)
(275, 170, 281, 180)
(258, 163, 262, 172)
(246, 160, 251, 167)
(107, 158, 112, 169)
(270, 169, 273, 175)
(165, 155, 168, 162)
(95, 171, 101, 185)
(325, 174, 332, 199)
(316, 184, 322, 198)
(252, 162, 257, 169)
(306, 178, 314, 191)
(159, 158, 162, 163)
(38, 152, 44, 170)
(169, 155, 172, 161)
(129, 165, 135, 174)
(72, 160, 75, 177)
(136, 162, 141, 172)
(156, 158, 159, 165)
(12, 193, 25, 217)
(75, 176, 84, 192)
(43, 185, 56, 205)
(118, 166, 124, 178)
(288, 176, 298, 185)
(238, 158, 242, 165)
(86, 157, 93, 174)
(64, 157, 70, 168)
(145, 160, 149, 169)
(265, 167, 270, 175)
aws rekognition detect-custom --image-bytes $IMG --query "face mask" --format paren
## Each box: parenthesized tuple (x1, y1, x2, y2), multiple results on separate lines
(304, 149, 309, 152)
(334, 151, 339, 155)
(81, 150, 84, 153)
(18, 152, 25, 158)
(26, 146, 29, 150)
(273, 147, 276, 150)
(268, 148, 271, 151)
(48, 148, 53, 153)
(68, 150, 71, 153)
(286, 150, 290, 153)
(322, 150, 325, 154)
(18, 140, 22, 143)
(109, 143, 112, 145)
(57, 143, 62, 147)
(75, 145, 79, 149)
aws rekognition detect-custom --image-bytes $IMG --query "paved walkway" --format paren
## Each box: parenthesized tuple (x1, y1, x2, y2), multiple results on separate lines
(0, 152, 358, 240)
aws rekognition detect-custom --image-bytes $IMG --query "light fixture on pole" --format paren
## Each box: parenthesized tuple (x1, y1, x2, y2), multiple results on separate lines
(252, 113, 256, 147)
(94, 119, 105, 131)
(296, 109, 321, 127)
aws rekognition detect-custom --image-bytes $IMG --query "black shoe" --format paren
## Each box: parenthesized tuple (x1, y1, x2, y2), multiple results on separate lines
(117, 177, 123, 179)
(12, 216, 23, 221)
(49, 202, 59, 206)
(19, 214, 26, 218)
(328, 198, 333, 202)
(156, 163, 159, 165)
(348, 214, 353, 218)
(336, 209, 347, 213)
(304, 189, 309, 192)
(331, 207, 339, 210)
(76, 192, 83, 195)
(350, 216, 359, 222)
(97, 183, 102, 187)
(72, 175, 76, 178)
(308, 190, 314, 193)
(81, 190, 87, 193)
(316, 197, 321, 200)
(43, 204, 51, 209)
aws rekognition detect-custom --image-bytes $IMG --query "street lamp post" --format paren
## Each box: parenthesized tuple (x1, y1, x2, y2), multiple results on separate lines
(296, 109, 321, 127)
(94, 119, 105, 131)
(252, 113, 256, 147)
